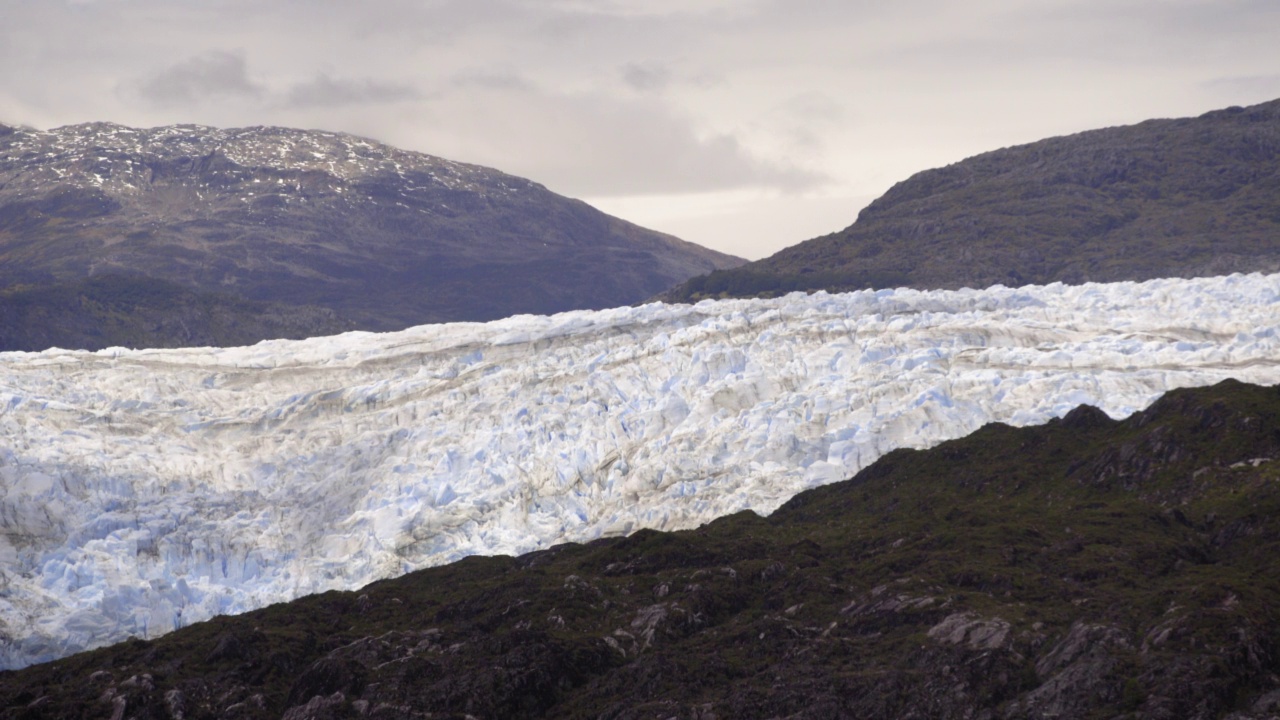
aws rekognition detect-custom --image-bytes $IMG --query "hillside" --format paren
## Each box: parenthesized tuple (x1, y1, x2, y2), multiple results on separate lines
(0, 275, 353, 352)
(0, 122, 742, 350)
(5, 379, 1280, 719)
(661, 98, 1280, 302)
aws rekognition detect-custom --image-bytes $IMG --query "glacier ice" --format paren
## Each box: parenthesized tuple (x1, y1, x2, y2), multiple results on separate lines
(2, 273, 1280, 668)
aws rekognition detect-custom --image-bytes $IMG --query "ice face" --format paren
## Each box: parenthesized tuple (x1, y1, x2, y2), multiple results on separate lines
(2, 273, 1279, 668)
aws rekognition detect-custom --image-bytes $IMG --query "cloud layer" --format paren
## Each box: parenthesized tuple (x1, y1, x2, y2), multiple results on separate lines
(137, 51, 262, 105)
(3, 0, 1279, 258)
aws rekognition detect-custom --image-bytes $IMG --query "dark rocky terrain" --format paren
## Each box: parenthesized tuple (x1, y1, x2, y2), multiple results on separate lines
(661, 98, 1280, 302)
(5, 378, 1280, 719)
(0, 122, 741, 351)
(0, 274, 353, 351)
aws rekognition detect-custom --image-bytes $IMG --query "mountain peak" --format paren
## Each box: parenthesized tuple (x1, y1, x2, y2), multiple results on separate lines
(3, 122, 537, 199)
(661, 97, 1280, 302)
(0, 122, 743, 349)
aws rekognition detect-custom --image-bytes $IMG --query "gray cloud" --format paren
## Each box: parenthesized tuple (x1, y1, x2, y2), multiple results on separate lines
(621, 63, 672, 92)
(284, 74, 421, 108)
(763, 92, 848, 152)
(6, 0, 1280, 259)
(431, 80, 827, 196)
(450, 71, 534, 92)
(1202, 74, 1280, 104)
(779, 92, 846, 124)
(973, 0, 1280, 67)
(137, 51, 262, 106)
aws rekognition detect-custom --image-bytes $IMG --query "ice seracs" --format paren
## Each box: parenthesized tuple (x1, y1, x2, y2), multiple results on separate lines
(2, 273, 1280, 668)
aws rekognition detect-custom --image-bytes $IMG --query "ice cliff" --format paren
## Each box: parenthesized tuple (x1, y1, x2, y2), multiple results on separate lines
(2, 273, 1279, 668)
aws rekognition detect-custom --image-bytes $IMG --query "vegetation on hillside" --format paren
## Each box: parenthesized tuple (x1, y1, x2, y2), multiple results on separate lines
(662, 98, 1280, 303)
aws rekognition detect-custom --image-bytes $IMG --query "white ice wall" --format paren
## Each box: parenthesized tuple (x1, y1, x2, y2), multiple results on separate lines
(2, 273, 1279, 668)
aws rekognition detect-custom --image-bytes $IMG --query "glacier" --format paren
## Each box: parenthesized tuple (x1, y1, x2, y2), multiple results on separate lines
(2, 273, 1280, 668)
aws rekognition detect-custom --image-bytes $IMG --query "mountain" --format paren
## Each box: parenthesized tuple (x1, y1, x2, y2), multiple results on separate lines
(0, 122, 742, 350)
(0, 274, 354, 351)
(2, 272, 1278, 671)
(660, 98, 1280, 302)
(5, 378, 1280, 719)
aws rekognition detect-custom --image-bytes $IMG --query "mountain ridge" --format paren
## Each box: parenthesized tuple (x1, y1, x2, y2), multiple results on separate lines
(660, 98, 1280, 302)
(0, 122, 742, 349)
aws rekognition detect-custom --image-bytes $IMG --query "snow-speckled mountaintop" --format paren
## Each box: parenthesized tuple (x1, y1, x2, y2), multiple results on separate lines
(3, 274, 1280, 669)
(0, 122, 741, 346)
(1, 122, 519, 198)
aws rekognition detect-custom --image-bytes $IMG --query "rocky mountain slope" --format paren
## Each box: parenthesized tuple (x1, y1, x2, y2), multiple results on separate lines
(661, 98, 1280, 302)
(0, 275, 353, 351)
(4, 379, 1280, 719)
(0, 122, 741, 350)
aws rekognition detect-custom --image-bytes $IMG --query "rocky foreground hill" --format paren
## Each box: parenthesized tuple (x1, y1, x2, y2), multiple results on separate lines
(0, 123, 741, 351)
(662, 98, 1280, 302)
(4, 378, 1280, 719)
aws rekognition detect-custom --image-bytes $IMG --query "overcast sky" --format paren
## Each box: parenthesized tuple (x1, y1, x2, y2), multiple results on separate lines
(4, 0, 1279, 259)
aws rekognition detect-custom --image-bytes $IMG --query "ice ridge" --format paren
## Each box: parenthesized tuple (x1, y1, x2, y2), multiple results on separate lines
(1, 273, 1279, 668)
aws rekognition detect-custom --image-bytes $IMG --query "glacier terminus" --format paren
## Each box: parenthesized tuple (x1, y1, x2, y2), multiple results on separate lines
(2, 273, 1280, 669)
